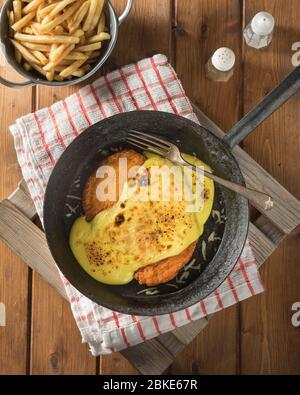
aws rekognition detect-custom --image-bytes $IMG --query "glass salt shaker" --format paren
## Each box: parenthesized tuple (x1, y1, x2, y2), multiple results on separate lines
(243, 12, 275, 49)
(205, 47, 236, 82)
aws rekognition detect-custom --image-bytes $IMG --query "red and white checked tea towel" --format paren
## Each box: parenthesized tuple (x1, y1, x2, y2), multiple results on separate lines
(10, 54, 264, 355)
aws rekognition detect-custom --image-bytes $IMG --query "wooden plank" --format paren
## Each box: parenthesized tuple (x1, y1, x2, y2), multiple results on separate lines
(171, 319, 209, 345)
(173, 0, 242, 375)
(0, 246, 30, 374)
(0, 16, 33, 372)
(0, 200, 66, 299)
(248, 223, 276, 267)
(106, 0, 173, 70)
(121, 340, 175, 375)
(100, 353, 138, 375)
(102, 319, 209, 374)
(152, 319, 209, 360)
(30, 277, 96, 375)
(254, 216, 285, 245)
(240, 0, 300, 374)
(171, 307, 239, 374)
(8, 181, 36, 220)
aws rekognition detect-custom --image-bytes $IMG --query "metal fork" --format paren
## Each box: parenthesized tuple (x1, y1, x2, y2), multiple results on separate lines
(127, 130, 274, 211)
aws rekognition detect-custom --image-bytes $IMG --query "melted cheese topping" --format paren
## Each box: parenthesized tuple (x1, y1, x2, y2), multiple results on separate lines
(69, 153, 214, 285)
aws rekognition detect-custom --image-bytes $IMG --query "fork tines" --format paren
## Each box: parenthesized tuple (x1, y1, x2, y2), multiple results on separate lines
(127, 129, 170, 156)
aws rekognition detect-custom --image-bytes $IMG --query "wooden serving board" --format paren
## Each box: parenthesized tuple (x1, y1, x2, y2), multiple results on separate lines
(1, 106, 300, 375)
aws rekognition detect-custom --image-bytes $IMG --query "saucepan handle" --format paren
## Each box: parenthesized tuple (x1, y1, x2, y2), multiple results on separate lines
(118, 0, 133, 25)
(0, 49, 35, 88)
(0, 75, 35, 88)
(223, 65, 300, 149)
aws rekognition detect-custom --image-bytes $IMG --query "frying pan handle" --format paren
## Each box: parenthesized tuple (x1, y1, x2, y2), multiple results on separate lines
(223, 65, 300, 149)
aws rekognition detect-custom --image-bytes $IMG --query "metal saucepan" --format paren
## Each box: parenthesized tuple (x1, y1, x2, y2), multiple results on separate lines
(44, 66, 300, 316)
(0, 0, 133, 88)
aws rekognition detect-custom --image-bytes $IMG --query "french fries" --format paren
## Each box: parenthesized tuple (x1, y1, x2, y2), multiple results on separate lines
(43, 44, 75, 71)
(22, 42, 51, 51)
(47, 0, 78, 20)
(59, 57, 87, 77)
(8, 0, 110, 81)
(11, 11, 35, 31)
(13, 1, 22, 21)
(37, 2, 59, 19)
(15, 32, 80, 44)
(76, 42, 101, 52)
(12, 1, 22, 62)
(64, 51, 87, 60)
(32, 49, 48, 65)
(55, 63, 91, 77)
(10, 39, 41, 65)
(90, 0, 104, 31)
(37, 1, 83, 34)
(46, 70, 54, 81)
(69, 1, 90, 34)
(22, 0, 44, 15)
(87, 32, 110, 44)
(97, 12, 105, 34)
(22, 26, 34, 34)
(82, 0, 97, 31)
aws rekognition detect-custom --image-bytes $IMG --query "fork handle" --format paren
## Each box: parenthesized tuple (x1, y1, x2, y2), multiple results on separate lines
(182, 163, 274, 212)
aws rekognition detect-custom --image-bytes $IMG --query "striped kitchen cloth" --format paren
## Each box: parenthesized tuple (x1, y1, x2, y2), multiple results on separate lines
(10, 54, 264, 355)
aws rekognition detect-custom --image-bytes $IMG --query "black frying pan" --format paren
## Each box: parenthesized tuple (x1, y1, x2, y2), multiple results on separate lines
(44, 66, 300, 316)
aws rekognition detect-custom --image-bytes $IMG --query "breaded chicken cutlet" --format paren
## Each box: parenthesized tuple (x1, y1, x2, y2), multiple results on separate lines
(82, 149, 196, 286)
(83, 149, 145, 222)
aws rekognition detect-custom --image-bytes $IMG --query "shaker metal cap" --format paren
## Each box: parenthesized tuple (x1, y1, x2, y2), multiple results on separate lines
(251, 12, 275, 35)
(211, 48, 236, 72)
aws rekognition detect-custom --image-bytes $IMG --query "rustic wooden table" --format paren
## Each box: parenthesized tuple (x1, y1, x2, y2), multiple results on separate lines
(0, 0, 300, 375)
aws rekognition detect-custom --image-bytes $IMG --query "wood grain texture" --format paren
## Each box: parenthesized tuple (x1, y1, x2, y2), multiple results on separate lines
(0, 12, 33, 372)
(118, 320, 210, 375)
(248, 223, 276, 267)
(30, 276, 96, 375)
(240, 0, 300, 374)
(108, 0, 172, 68)
(172, 0, 242, 374)
(0, 200, 66, 299)
(9, 181, 37, 220)
(174, 0, 242, 131)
